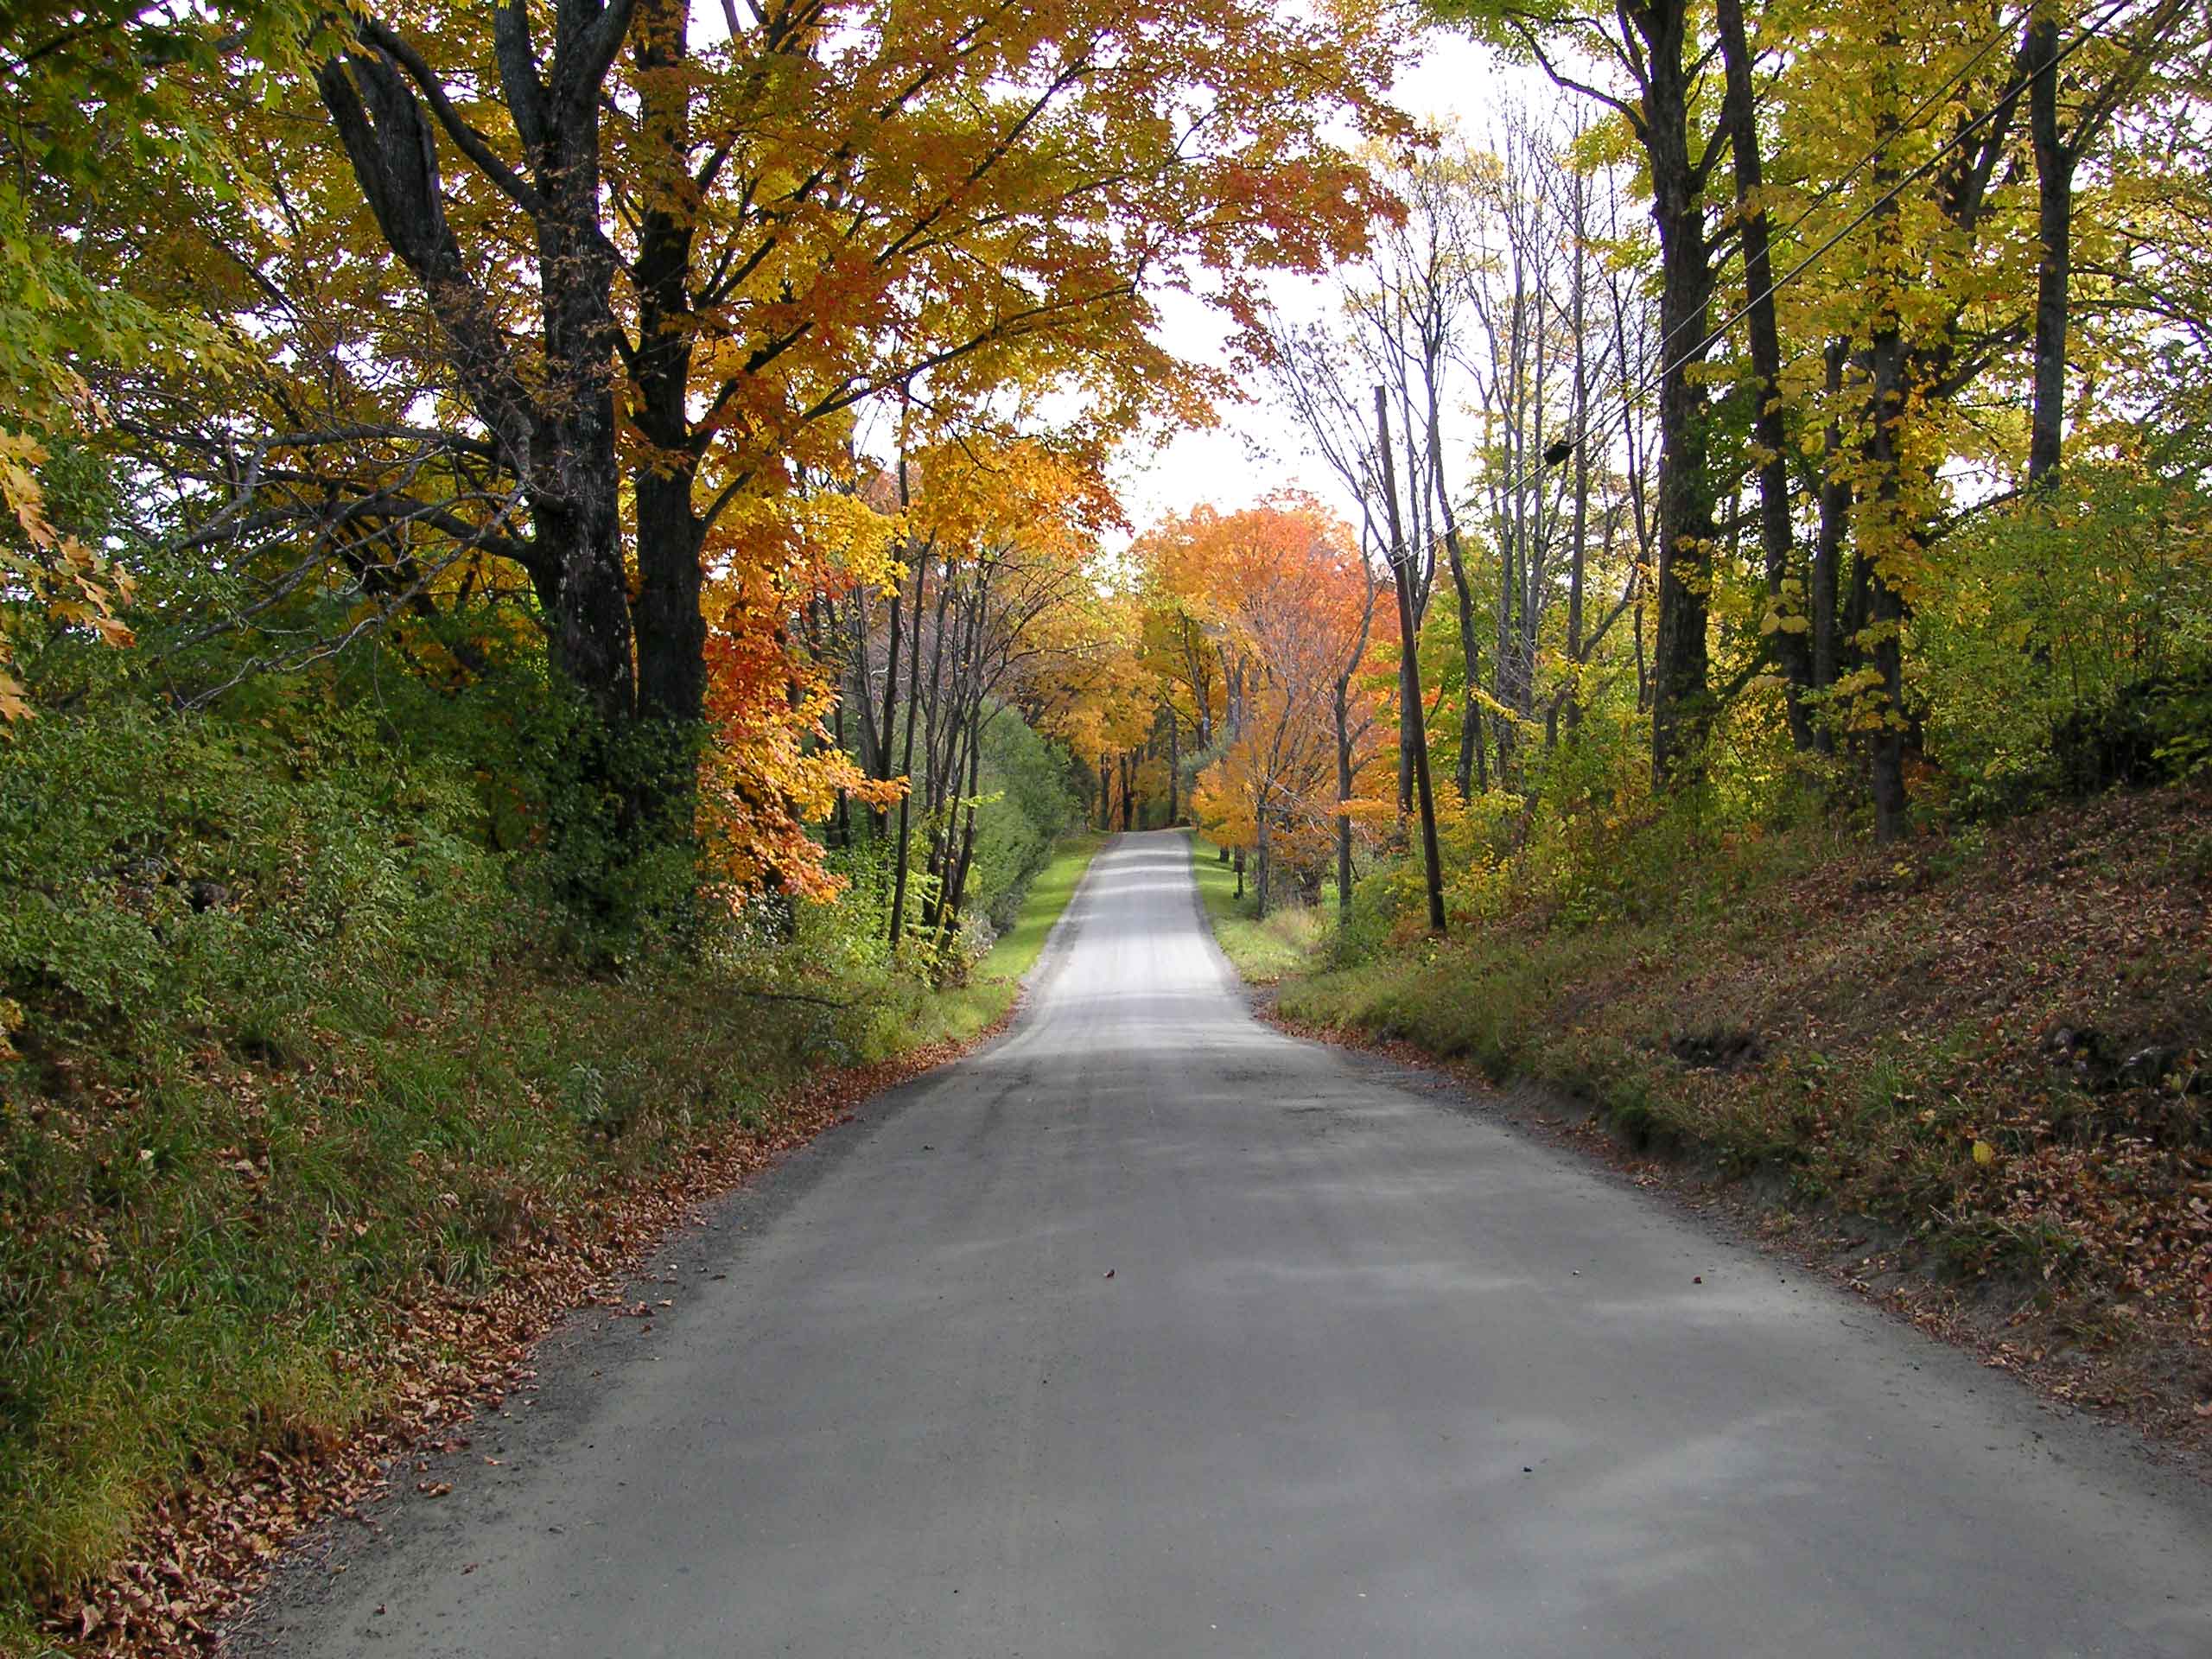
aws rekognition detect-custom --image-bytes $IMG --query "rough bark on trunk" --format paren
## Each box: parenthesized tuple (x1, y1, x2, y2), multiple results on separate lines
(1637, 0, 1719, 785)
(1716, 0, 1814, 749)
(318, 16, 637, 734)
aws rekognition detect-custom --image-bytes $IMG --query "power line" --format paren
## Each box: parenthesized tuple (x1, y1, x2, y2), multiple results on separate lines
(1467, 0, 2133, 513)
(1637, 8, 2027, 374)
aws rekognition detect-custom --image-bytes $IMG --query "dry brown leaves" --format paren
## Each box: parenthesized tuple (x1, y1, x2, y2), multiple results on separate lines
(33, 1015, 1013, 1659)
(1267, 784, 2212, 1471)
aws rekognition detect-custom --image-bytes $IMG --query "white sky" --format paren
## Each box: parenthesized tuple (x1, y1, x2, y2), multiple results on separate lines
(1109, 28, 1562, 540)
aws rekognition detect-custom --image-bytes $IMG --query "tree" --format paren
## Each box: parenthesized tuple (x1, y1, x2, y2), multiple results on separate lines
(140, 0, 1400, 884)
(1374, 389, 1448, 932)
(0, 0, 287, 712)
(1437, 0, 1731, 786)
(1166, 499, 1382, 916)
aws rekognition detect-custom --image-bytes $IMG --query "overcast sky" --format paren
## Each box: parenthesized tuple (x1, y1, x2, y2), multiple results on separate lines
(1107, 26, 1532, 541)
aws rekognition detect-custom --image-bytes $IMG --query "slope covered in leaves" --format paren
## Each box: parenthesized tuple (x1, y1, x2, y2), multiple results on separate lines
(1276, 785, 2212, 1433)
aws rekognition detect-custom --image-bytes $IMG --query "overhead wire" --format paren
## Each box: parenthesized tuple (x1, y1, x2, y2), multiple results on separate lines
(1461, 0, 2136, 512)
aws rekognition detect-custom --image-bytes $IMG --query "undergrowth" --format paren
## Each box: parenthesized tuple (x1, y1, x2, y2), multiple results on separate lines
(1269, 786, 2212, 1349)
(1188, 838, 1330, 984)
(0, 675, 1096, 1649)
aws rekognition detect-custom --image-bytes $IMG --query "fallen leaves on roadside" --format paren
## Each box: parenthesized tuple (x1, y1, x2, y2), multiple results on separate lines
(36, 1012, 1020, 1658)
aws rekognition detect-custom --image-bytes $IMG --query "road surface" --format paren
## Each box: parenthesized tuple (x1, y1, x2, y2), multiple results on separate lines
(242, 830, 2212, 1658)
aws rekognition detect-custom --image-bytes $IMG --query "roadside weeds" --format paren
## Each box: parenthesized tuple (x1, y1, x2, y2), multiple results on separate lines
(19, 836, 1106, 1659)
(1189, 793, 2212, 1480)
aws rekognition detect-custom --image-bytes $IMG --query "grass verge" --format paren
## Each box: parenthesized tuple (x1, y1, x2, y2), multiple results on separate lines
(3, 832, 1105, 1657)
(1257, 786, 2212, 1446)
(975, 831, 1109, 987)
(1187, 836, 1331, 984)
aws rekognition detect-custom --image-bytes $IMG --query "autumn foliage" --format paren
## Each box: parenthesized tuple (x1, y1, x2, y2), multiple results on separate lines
(1136, 501, 1389, 905)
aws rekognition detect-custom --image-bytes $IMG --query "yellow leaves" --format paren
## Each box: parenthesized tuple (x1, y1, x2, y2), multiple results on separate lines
(1973, 1139, 1998, 1166)
(0, 434, 54, 539)
(1758, 604, 1812, 637)
(0, 430, 138, 718)
(1338, 794, 1401, 826)
(797, 488, 904, 595)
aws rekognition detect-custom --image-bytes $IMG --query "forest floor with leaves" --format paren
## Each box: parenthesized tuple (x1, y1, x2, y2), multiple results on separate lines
(2, 834, 1104, 1659)
(1219, 788, 2212, 1465)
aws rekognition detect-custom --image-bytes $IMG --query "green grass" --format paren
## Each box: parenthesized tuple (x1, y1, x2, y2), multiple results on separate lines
(925, 830, 1109, 1040)
(0, 831, 1108, 1654)
(977, 831, 1108, 983)
(1188, 836, 1332, 984)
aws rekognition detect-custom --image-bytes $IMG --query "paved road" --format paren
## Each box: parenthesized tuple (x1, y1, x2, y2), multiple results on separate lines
(246, 831, 2212, 1658)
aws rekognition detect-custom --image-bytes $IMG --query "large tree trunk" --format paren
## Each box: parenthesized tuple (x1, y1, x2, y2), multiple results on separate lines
(518, 9, 635, 736)
(317, 0, 677, 896)
(1637, 0, 1719, 786)
(1716, 0, 1814, 750)
(627, 0, 707, 745)
(318, 28, 636, 732)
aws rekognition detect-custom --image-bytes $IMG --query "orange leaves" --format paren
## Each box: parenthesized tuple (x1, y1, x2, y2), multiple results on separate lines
(901, 437, 1117, 567)
(1140, 493, 1376, 706)
(1141, 497, 1385, 858)
(696, 656, 892, 905)
(696, 499, 876, 903)
(650, 0, 1404, 504)
(0, 431, 137, 720)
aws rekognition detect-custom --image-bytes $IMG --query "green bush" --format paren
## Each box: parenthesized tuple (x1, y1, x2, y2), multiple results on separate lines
(0, 635, 1065, 1634)
(968, 706, 1082, 932)
(1916, 468, 2212, 815)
